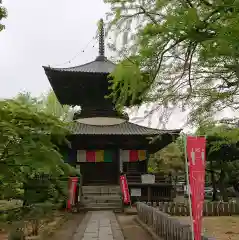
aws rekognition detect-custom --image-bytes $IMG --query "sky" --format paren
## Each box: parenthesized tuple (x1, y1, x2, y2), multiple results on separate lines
(0, 0, 110, 97)
(0, 0, 236, 131)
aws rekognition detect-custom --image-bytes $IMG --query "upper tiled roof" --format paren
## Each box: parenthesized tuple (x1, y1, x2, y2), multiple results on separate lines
(68, 121, 181, 136)
(43, 57, 116, 74)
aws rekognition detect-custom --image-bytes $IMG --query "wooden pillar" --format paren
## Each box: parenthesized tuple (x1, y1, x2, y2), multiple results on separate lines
(119, 149, 123, 173)
(147, 185, 152, 202)
(118, 149, 123, 184)
(145, 150, 150, 173)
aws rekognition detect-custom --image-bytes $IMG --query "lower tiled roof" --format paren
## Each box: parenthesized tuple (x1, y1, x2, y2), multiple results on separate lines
(68, 121, 181, 136)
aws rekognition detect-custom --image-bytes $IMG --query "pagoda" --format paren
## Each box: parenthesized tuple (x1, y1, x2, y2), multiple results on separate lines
(43, 20, 181, 207)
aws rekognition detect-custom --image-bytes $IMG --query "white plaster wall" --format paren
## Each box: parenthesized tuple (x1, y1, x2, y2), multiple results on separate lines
(76, 117, 126, 125)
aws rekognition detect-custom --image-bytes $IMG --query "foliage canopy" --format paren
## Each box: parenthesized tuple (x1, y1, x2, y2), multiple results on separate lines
(105, 0, 239, 122)
(0, 98, 76, 199)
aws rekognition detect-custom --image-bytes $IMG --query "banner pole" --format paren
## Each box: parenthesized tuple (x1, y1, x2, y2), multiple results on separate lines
(184, 134, 195, 240)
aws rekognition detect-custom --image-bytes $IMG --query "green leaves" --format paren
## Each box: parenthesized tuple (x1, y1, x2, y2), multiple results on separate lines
(0, 2, 7, 32)
(109, 57, 151, 106)
(106, 0, 239, 123)
(196, 120, 239, 164)
(149, 140, 184, 175)
(0, 97, 76, 200)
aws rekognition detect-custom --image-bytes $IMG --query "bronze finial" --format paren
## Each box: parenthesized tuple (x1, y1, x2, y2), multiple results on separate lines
(98, 18, 105, 57)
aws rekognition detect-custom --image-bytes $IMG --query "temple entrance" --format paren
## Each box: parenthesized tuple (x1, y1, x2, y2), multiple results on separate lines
(81, 162, 118, 185)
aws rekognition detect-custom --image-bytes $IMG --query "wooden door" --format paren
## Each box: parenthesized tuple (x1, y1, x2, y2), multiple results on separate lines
(80, 150, 118, 185)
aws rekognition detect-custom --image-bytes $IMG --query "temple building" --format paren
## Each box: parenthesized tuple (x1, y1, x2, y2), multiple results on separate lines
(43, 19, 181, 209)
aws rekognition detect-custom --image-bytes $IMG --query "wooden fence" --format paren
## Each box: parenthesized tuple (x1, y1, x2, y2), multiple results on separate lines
(141, 201, 239, 216)
(136, 202, 212, 240)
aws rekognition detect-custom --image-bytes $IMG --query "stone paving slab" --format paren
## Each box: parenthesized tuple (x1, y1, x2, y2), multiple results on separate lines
(73, 211, 124, 240)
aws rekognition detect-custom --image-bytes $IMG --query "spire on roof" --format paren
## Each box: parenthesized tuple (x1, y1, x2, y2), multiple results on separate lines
(96, 19, 106, 61)
(98, 18, 104, 56)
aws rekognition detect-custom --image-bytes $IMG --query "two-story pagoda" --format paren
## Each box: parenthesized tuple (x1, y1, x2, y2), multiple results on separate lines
(43, 20, 181, 207)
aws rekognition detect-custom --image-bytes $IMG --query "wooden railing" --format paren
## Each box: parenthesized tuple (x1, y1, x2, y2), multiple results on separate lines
(155, 201, 239, 216)
(136, 202, 212, 240)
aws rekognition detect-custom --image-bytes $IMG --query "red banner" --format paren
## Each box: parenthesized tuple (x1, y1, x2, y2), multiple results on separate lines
(67, 177, 78, 210)
(120, 174, 131, 204)
(186, 136, 206, 240)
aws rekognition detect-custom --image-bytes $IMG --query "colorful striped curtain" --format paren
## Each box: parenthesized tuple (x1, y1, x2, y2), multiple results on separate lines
(77, 150, 113, 163)
(120, 150, 147, 162)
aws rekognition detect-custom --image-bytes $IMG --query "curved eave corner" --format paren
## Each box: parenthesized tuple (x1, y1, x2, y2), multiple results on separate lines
(42, 65, 64, 73)
(150, 128, 182, 143)
(148, 129, 182, 154)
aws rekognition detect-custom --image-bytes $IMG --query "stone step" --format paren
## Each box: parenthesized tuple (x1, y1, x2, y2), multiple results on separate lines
(82, 200, 122, 205)
(82, 206, 123, 212)
(82, 202, 122, 209)
(82, 185, 121, 195)
(82, 194, 121, 202)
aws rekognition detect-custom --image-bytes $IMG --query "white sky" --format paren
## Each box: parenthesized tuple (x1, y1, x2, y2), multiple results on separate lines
(0, 0, 109, 97)
(0, 0, 236, 131)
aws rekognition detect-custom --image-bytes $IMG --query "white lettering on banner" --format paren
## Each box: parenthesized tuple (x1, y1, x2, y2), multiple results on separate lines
(190, 148, 205, 166)
(201, 150, 205, 163)
(192, 171, 205, 200)
(191, 150, 195, 165)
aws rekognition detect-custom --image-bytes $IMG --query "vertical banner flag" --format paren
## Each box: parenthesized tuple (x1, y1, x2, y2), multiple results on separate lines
(120, 174, 131, 204)
(186, 136, 206, 240)
(67, 177, 78, 210)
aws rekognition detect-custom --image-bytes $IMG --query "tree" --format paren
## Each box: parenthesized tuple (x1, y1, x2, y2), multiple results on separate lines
(39, 90, 76, 122)
(105, 0, 239, 123)
(0, 98, 76, 200)
(196, 120, 239, 201)
(0, 95, 78, 238)
(149, 140, 184, 184)
(0, 1, 7, 32)
(15, 91, 76, 122)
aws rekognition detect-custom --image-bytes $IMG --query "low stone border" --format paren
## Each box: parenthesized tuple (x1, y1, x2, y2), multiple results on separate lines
(115, 214, 128, 240)
(124, 207, 137, 215)
(72, 212, 92, 240)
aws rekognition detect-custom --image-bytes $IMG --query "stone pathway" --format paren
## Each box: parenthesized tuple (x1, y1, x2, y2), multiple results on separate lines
(73, 211, 124, 240)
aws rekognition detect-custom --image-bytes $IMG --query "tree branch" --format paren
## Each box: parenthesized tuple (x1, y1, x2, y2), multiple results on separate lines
(153, 37, 187, 80)
(139, 6, 158, 25)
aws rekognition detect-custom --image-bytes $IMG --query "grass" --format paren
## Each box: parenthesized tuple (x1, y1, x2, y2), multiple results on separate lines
(177, 216, 239, 240)
(0, 200, 67, 239)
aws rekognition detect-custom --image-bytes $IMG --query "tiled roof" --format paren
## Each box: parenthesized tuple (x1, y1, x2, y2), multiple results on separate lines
(68, 121, 181, 136)
(43, 57, 115, 74)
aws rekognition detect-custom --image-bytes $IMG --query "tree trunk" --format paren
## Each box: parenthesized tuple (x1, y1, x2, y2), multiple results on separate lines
(219, 169, 228, 202)
(174, 172, 178, 188)
(210, 160, 218, 201)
